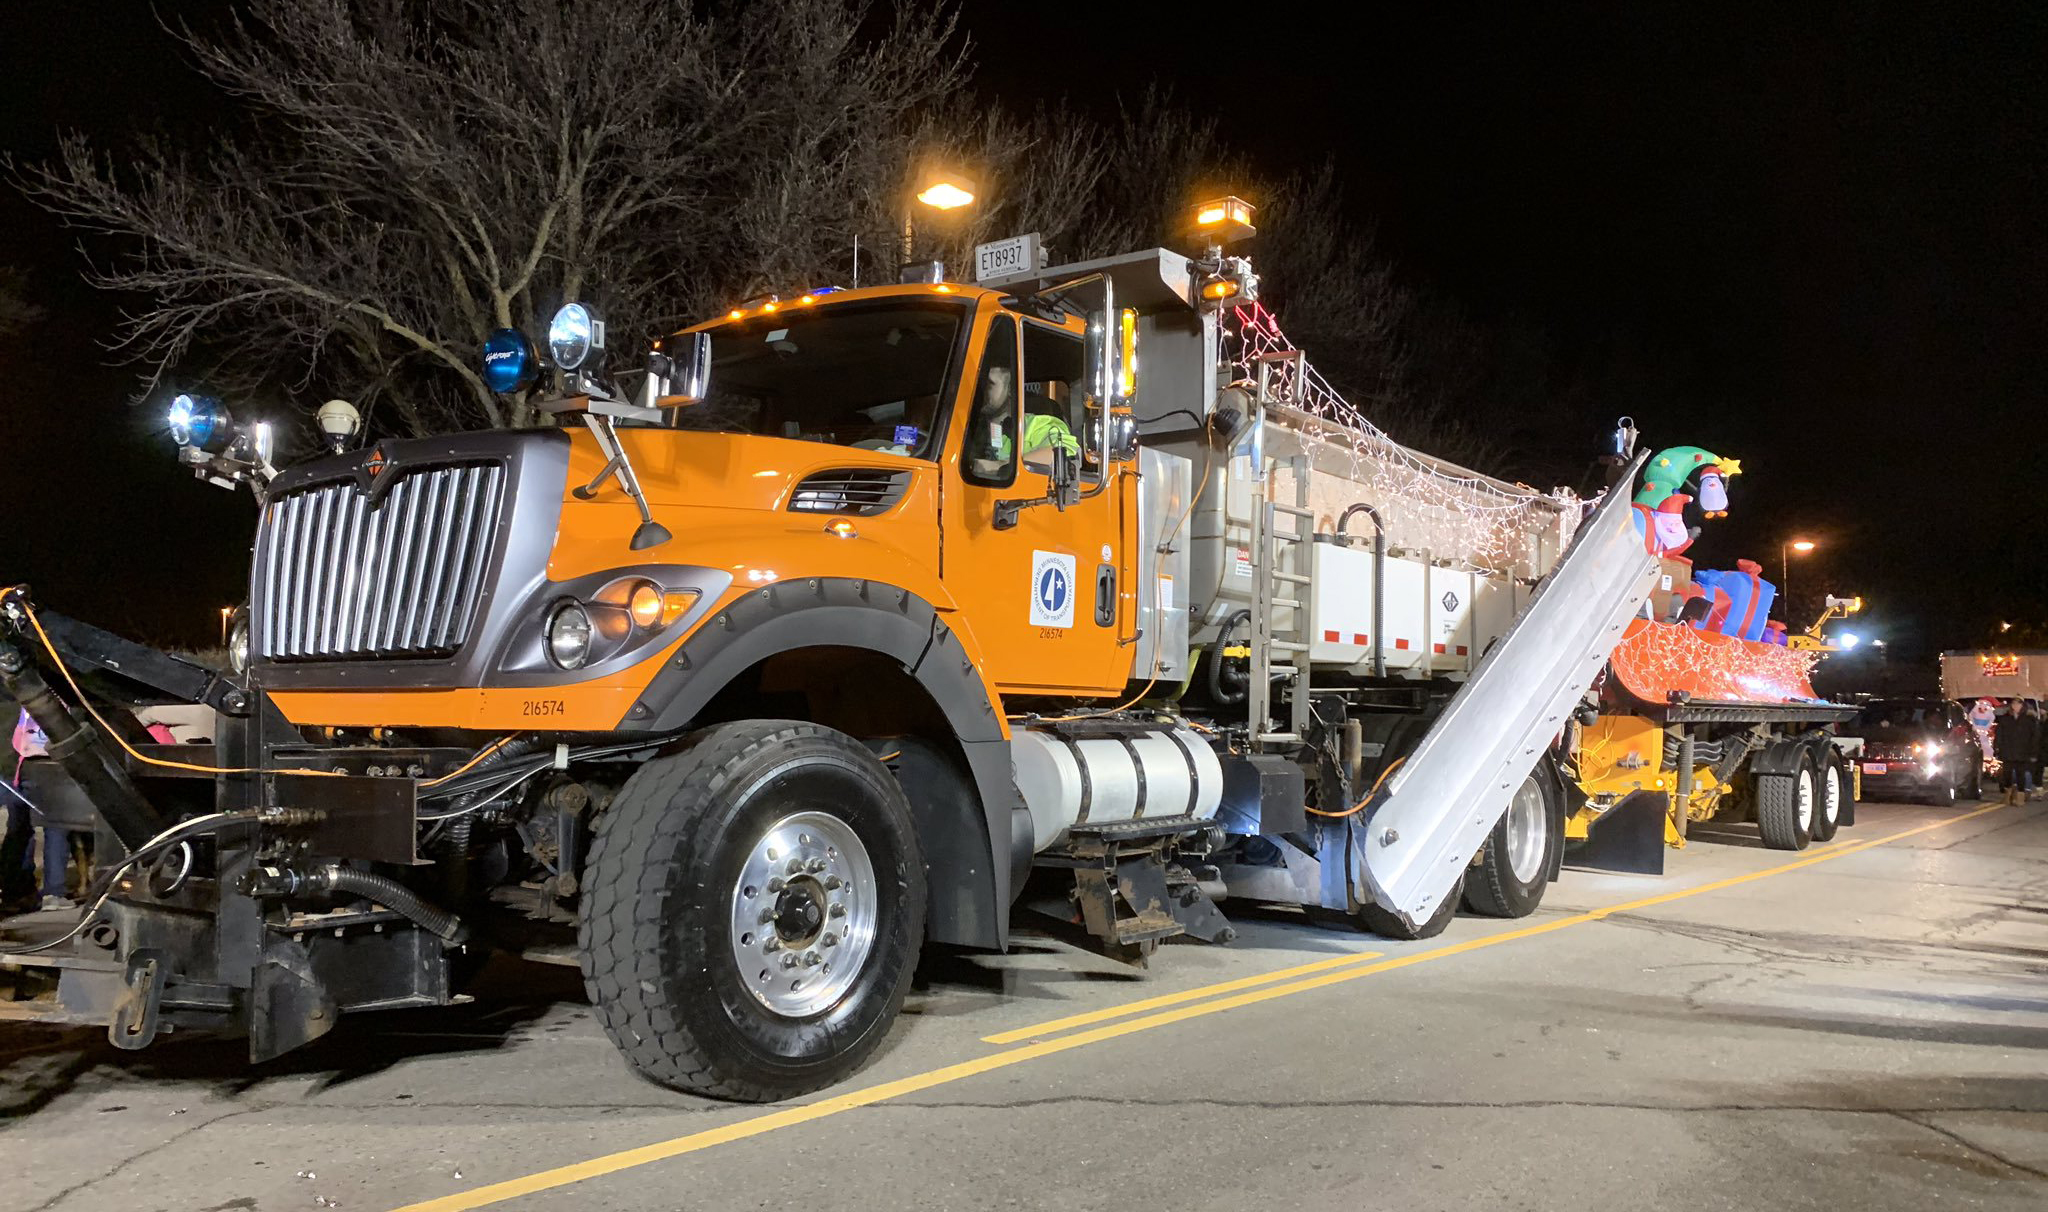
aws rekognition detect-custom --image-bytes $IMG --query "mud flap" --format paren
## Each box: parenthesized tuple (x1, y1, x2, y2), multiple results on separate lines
(1566, 790, 1669, 875)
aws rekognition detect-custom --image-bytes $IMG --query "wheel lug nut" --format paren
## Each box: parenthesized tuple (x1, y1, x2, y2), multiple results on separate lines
(801, 951, 822, 968)
(828, 903, 846, 918)
(824, 876, 843, 890)
(759, 908, 776, 923)
(822, 932, 839, 947)
(767, 877, 785, 892)
(781, 953, 799, 969)
(763, 938, 781, 952)
(807, 858, 827, 873)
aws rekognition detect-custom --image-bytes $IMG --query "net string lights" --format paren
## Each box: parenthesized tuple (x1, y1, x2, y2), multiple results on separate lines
(1226, 302, 1577, 574)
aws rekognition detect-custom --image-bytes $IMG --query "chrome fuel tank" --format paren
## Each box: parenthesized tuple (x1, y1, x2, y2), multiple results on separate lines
(1012, 725, 1223, 853)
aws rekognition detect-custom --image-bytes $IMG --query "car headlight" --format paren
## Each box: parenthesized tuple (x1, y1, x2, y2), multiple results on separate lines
(548, 303, 605, 372)
(546, 601, 594, 669)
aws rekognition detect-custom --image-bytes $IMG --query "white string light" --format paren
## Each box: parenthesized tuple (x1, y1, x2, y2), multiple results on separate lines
(1227, 302, 1576, 575)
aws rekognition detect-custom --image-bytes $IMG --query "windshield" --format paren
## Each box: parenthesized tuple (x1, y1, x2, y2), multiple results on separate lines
(665, 300, 967, 458)
(1856, 700, 1947, 730)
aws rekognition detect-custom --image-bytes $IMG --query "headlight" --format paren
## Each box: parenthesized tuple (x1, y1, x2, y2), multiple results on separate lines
(546, 602, 594, 669)
(628, 582, 664, 629)
(228, 611, 251, 674)
(548, 303, 605, 372)
(168, 394, 233, 453)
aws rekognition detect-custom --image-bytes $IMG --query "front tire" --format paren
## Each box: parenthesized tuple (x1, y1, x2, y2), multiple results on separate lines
(1755, 759, 1817, 851)
(579, 721, 925, 1102)
(1464, 769, 1560, 918)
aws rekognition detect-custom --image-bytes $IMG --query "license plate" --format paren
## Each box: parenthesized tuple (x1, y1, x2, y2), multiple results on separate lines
(974, 233, 1041, 282)
(1863, 762, 1887, 775)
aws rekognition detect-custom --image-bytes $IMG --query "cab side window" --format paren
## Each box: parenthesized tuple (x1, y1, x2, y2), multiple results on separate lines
(963, 315, 1019, 487)
(1020, 321, 1087, 477)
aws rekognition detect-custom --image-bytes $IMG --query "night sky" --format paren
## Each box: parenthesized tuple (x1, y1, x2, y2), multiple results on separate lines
(3, 2, 2044, 684)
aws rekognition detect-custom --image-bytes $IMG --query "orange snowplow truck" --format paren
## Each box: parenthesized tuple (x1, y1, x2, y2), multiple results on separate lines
(1, 231, 1581, 1100)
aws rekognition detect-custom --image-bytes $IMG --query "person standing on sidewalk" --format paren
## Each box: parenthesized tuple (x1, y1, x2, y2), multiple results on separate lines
(1994, 700, 2040, 805)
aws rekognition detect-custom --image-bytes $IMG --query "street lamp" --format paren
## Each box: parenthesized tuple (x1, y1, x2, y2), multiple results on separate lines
(901, 166, 978, 266)
(1781, 538, 1816, 603)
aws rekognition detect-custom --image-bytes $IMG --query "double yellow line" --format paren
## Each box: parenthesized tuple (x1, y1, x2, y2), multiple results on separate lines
(393, 801, 2008, 1212)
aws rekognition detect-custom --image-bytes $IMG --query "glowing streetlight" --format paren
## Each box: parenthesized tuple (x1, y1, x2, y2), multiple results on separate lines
(901, 166, 978, 265)
(1781, 538, 1817, 603)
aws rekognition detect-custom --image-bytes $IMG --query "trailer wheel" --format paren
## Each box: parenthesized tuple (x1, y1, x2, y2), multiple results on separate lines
(1353, 876, 1464, 941)
(579, 720, 925, 1102)
(1464, 770, 1560, 918)
(1808, 746, 1844, 842)
(1754, 759, 1817, 851)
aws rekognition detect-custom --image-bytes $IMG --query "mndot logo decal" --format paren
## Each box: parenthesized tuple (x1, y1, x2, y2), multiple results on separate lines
(1030, 550, 1076, 627)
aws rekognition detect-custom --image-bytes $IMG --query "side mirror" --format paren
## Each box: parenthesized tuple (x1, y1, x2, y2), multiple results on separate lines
(653, 331, 713, 406)
(1082, 279, 1118, 467)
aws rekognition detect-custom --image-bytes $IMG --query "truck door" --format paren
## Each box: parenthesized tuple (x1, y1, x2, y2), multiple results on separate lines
(943, 311, 1133, 697)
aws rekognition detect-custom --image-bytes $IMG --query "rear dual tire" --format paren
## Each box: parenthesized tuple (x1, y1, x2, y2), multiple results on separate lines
(1463, 768, 1563, 918)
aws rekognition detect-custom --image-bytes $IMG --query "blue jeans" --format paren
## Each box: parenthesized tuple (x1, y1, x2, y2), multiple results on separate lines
(40, 823, 71, 897)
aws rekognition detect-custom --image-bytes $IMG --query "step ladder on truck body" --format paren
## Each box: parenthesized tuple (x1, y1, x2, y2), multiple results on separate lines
(1356, 453, 1657, 931)
(1247, 351, 1315, 751)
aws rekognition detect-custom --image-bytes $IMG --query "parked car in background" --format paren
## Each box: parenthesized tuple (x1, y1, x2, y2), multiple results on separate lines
(1851, 698, 1983, 804)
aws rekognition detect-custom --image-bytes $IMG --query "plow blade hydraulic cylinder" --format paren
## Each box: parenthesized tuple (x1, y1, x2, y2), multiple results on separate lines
(0, 639, 168, 850)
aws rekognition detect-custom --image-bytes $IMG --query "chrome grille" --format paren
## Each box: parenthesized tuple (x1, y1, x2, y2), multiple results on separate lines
(257, 461, 506, 660)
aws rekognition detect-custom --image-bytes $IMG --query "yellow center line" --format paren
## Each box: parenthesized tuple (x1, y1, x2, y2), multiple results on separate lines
(981, 948, 1387, 1045)
(390, 801, 2009, 1212)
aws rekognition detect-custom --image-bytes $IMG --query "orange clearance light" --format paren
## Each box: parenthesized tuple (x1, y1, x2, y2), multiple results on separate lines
(763, 301, 779, 313)
(1191, 195, 1257, 243)
(659, 590, 698, 626)
(628, 582, 664, 629)
(934, 284, 953, 293)
(1201, 278, 1240, 301)
(826, 519, 858, 539)
(728, 309, 743, 320)
(800, 294, 816, 305)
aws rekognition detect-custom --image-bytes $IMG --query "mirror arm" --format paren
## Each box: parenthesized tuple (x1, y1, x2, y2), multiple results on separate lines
(571, 411, 672, 551)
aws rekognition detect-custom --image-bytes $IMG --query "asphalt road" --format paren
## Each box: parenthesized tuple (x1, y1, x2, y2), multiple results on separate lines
(4, 798, 2045, 1212)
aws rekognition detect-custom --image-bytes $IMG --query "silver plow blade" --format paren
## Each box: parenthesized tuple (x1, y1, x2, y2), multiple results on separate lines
(1359, 454, 1657, 930)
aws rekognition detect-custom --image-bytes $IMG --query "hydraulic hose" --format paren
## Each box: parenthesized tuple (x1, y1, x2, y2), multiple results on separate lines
(1207, 609, 1253, 706)
(437, 736, 544, 903)
(306, 864, 468, 945)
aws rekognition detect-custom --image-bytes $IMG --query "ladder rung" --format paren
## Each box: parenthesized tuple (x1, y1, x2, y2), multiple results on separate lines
(1257, 732, 1302, 745)
(1271, 597, 1302, 610)
(1272, 572, 1312, 584)
(1269, 641, 1310, 652)
(1269, 504, 1316, 519)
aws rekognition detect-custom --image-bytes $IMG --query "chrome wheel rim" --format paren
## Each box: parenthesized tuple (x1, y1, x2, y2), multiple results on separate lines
(1796, 769, 1815, 832)
(729, 810, 878, 1018)
(1821, 763, 1842, 824)
(1505, 776, 1549, 885)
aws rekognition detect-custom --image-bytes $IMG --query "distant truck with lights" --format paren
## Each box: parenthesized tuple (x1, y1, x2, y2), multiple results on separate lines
(1, 201, 1850, 1100)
